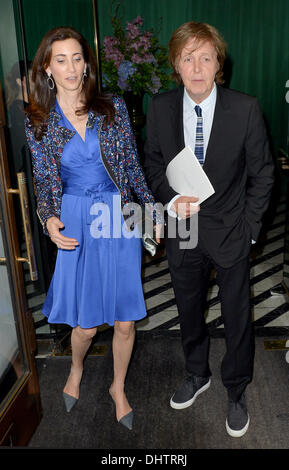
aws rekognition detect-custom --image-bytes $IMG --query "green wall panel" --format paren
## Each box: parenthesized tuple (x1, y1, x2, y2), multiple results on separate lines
(19, 0, 289, 153)
(97, 0, 289, 153)
(22, 0, 95, 58)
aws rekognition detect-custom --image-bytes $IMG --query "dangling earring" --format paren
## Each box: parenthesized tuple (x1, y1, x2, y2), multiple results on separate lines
(47, 72, 55, 90)
(82, 65, 88, 84)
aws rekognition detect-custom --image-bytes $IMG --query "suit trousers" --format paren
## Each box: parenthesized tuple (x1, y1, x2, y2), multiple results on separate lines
(168, 244, 255, 401)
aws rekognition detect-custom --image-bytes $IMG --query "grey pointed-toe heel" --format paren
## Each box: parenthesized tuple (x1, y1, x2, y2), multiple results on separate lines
(119, 410, 134, 430)
(63, 392, 78, 413)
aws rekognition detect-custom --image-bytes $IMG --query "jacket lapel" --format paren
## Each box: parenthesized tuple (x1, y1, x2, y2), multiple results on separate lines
(168, 86, 185, 160)
(203, 85, 230, 172)
(48, 110, 75, 148)
(46, 109, 75, 172)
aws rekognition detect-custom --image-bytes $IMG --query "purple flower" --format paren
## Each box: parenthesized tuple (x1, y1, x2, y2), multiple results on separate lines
(117, 77, 129, 91)
(101, 14, 170, 95)
(131, 53, 143, 64)
(149, 73, 161, 94)
(139, 35, 151, 50)
(143, 54, 156, 64)
(103, 36, 124, 68)
(126, 22, 140, 40)
(132, 15, 143, 25)
(127, 35, 152, 53)
(118, 61, 136, 81)
(103, 36, 119, 54)
(131, 53, 156, 64)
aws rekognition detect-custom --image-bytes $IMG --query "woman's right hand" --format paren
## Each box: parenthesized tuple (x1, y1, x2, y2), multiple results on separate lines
(46, 216, 79, 250)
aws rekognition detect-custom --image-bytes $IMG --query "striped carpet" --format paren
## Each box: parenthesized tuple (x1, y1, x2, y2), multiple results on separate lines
(26, 198, 289, 354)
(139, 199, 289, 337)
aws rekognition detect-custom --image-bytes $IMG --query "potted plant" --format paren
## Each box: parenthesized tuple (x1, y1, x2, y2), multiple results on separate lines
(101, 6, 172, 142)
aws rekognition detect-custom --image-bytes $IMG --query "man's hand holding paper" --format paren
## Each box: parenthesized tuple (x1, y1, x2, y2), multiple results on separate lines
(166, 146, 215, 219)
(171, 195, 200, 219)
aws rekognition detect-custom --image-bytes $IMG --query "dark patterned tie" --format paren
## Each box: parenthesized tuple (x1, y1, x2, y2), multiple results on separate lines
(194, 105, 204, 165)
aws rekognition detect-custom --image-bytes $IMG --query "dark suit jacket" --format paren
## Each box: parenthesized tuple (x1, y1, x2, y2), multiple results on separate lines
(144, 84, 274, 268)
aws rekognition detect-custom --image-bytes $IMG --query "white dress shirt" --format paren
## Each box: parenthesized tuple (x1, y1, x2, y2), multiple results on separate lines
(167, 83, 217, 217)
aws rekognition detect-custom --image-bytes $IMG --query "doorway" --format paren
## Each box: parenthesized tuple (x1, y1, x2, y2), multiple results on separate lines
(0, 0, 100, 444)
(0, 0, 100, 355)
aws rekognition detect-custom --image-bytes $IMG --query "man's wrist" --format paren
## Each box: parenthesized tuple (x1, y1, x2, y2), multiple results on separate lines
(167, 194, 181, 218)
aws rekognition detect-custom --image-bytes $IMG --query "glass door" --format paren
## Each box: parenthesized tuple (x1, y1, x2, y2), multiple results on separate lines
(0, 0, 41, 446)
(0, 0, 61, 356)
(0, 200, 26, 408)
(0, 80, 41, 446)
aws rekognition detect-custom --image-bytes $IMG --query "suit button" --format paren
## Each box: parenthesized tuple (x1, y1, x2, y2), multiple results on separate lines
(124, 177, 128, 184)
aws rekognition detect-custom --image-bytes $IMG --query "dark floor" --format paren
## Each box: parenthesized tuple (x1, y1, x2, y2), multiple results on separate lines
(28, 332, 289, 450)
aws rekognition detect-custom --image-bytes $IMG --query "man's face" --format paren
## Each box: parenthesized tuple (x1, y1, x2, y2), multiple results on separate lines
(176, 38, 219, 103)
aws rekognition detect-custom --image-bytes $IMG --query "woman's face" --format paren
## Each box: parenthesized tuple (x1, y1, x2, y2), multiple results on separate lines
(45, 38, 86, 94)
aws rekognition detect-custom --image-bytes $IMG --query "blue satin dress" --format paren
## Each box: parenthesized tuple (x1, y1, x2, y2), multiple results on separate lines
(42, 101, 147, 328)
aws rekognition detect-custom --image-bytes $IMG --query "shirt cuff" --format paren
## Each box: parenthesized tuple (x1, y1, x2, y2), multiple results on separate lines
(167, 194, 181, 219)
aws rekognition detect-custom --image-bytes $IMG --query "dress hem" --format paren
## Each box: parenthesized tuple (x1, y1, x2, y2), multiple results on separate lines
(42, 310, 147, 329)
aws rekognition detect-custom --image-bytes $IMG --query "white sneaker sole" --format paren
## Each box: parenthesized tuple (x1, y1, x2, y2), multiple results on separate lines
(226, 415, 250, 437)
(170, 378, 211, 409)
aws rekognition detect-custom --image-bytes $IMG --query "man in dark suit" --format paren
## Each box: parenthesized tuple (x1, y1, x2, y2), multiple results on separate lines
(144, 21, 274, 437)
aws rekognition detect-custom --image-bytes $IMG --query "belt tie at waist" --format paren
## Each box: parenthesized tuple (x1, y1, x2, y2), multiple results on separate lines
(62, 184, 119, 226)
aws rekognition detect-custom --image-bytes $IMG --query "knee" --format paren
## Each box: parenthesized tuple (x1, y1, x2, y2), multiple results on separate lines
(114, 321, 135, 338)
(77, 326, 97, 340)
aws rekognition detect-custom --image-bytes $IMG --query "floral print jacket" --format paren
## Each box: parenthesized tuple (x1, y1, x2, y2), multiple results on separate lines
(25, 95, 161, 235)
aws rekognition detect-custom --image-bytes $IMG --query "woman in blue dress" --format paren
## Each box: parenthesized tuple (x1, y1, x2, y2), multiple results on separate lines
(25, 27, 162, 430)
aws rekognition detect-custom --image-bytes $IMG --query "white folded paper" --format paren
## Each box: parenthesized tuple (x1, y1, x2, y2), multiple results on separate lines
(166, 146, 215, 204)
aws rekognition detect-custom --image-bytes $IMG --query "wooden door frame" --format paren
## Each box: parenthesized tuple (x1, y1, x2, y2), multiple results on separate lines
(0, 82, 41, 446)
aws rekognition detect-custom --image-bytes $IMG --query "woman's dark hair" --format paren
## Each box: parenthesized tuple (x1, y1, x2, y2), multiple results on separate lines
(26, 26, 115, 140)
